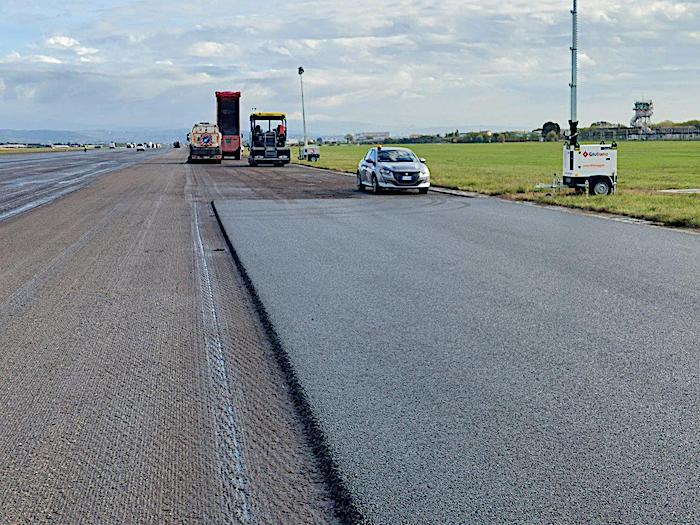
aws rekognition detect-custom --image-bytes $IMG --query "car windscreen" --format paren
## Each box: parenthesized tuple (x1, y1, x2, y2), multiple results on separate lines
(378, 150, 416, 162)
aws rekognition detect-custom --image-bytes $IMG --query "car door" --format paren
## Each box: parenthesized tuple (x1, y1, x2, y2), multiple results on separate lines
(364, 148, 376, 183)
(361, 148, 374, 183)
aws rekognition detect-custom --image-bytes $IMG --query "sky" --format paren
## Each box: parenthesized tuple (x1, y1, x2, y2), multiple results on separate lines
(0, 0, 698, 134)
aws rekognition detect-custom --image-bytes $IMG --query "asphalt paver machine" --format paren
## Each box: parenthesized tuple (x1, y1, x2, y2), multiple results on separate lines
(248, 112, 291, 167)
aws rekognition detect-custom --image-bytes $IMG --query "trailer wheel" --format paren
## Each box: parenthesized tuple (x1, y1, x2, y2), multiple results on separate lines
(590, 178, 612, 196)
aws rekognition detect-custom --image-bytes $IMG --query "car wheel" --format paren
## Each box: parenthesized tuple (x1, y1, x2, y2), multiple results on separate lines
(590, 179, 611, 196)
(371, 175, 381, 194)
(357, 172, 364, 191)
(418, 187, 429, 194)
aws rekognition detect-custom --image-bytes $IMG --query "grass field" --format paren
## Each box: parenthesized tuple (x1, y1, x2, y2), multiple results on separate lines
(294, 142, 700, 228)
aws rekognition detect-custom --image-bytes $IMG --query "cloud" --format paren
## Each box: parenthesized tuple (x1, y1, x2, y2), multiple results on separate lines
(15, 85, 37, 101)
(46, 35, 98, 56)
(1, 51, 62, 64)
(46, 36, 80, 48)
(0, 0, 698, 131)
(31, 55, 63, 64)
(186, 41, 239, 58)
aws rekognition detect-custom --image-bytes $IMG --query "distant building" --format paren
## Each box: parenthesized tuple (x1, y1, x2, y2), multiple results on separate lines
(355, 131, 391, 142)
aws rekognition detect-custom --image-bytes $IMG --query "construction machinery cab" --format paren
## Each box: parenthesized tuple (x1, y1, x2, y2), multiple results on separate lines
(188, 122, 223, 163)
(248, 113, 291, 167)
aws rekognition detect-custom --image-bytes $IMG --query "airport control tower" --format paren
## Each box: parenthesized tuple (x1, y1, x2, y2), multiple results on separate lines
(630, 99, 654, 133)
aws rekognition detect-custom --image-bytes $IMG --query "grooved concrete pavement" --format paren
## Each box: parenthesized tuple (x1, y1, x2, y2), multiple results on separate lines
(214, 187, 700, 524)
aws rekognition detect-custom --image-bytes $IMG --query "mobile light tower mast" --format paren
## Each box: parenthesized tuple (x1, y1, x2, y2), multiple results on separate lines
(561, 0, 618, 196)
(568, 0, 578, 148)
(297, 66, 320, 161)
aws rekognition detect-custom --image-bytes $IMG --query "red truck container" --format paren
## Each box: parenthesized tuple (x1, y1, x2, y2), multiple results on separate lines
(215, 91, 241, 160)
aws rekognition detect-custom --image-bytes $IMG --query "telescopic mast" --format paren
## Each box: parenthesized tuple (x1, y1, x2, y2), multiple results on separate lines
(569, 0, 578, 147)
(298, 66, 308, 148)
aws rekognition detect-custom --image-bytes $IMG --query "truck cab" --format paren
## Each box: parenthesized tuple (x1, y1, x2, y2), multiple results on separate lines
(188, 122, 222, 163)
(248, 113, 291, 167)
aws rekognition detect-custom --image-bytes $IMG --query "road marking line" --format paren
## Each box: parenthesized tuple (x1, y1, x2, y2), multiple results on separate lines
(191, 200, 253, 524)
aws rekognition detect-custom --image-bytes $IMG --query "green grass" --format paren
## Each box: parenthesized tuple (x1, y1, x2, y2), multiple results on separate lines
(0, 147, 84, 155)
(294, 142, 700, 228)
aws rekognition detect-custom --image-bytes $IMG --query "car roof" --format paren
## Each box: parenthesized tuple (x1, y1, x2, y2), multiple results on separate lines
(376, 147, 414, 153)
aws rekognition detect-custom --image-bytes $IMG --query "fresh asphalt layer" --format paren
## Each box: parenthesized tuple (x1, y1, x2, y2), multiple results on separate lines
(0, 148, 165, 222)
(215, 190, 700, 524)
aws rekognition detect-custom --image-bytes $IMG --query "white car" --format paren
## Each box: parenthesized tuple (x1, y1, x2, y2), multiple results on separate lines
(136, 143, 146, 151)
(357, 146, 430, 194)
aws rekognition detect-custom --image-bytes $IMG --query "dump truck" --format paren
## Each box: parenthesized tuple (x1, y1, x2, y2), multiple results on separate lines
(187, 122, 222, 163)
(216, 91, 241, 160)
(248, 113, 291, 167)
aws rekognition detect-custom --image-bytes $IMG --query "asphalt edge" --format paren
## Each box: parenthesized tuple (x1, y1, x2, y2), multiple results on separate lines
(210, 201, 364, 525)
(291, 161, 699, 235)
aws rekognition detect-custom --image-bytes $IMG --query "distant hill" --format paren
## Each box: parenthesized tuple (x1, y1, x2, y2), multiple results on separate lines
(1, 122, 529, 145)
(0, 128, 189, 144)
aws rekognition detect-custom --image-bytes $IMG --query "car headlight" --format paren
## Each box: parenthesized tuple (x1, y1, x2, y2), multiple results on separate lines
(379, 168, 393, 176)
(420, 166, 430, 176)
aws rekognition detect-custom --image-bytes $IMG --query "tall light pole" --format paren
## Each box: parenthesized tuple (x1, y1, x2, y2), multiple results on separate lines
(569, 0, 578, 147)
(298, 66, 308, 148)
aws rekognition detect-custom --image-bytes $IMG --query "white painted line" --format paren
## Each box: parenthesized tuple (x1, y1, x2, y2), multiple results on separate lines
(191, 200, 253, 523)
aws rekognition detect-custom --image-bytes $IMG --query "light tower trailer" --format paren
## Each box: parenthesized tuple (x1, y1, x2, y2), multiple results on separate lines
(563, 143, 618, 195)
(562, 0, 618, 196)
(296, 66, 321, 162)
